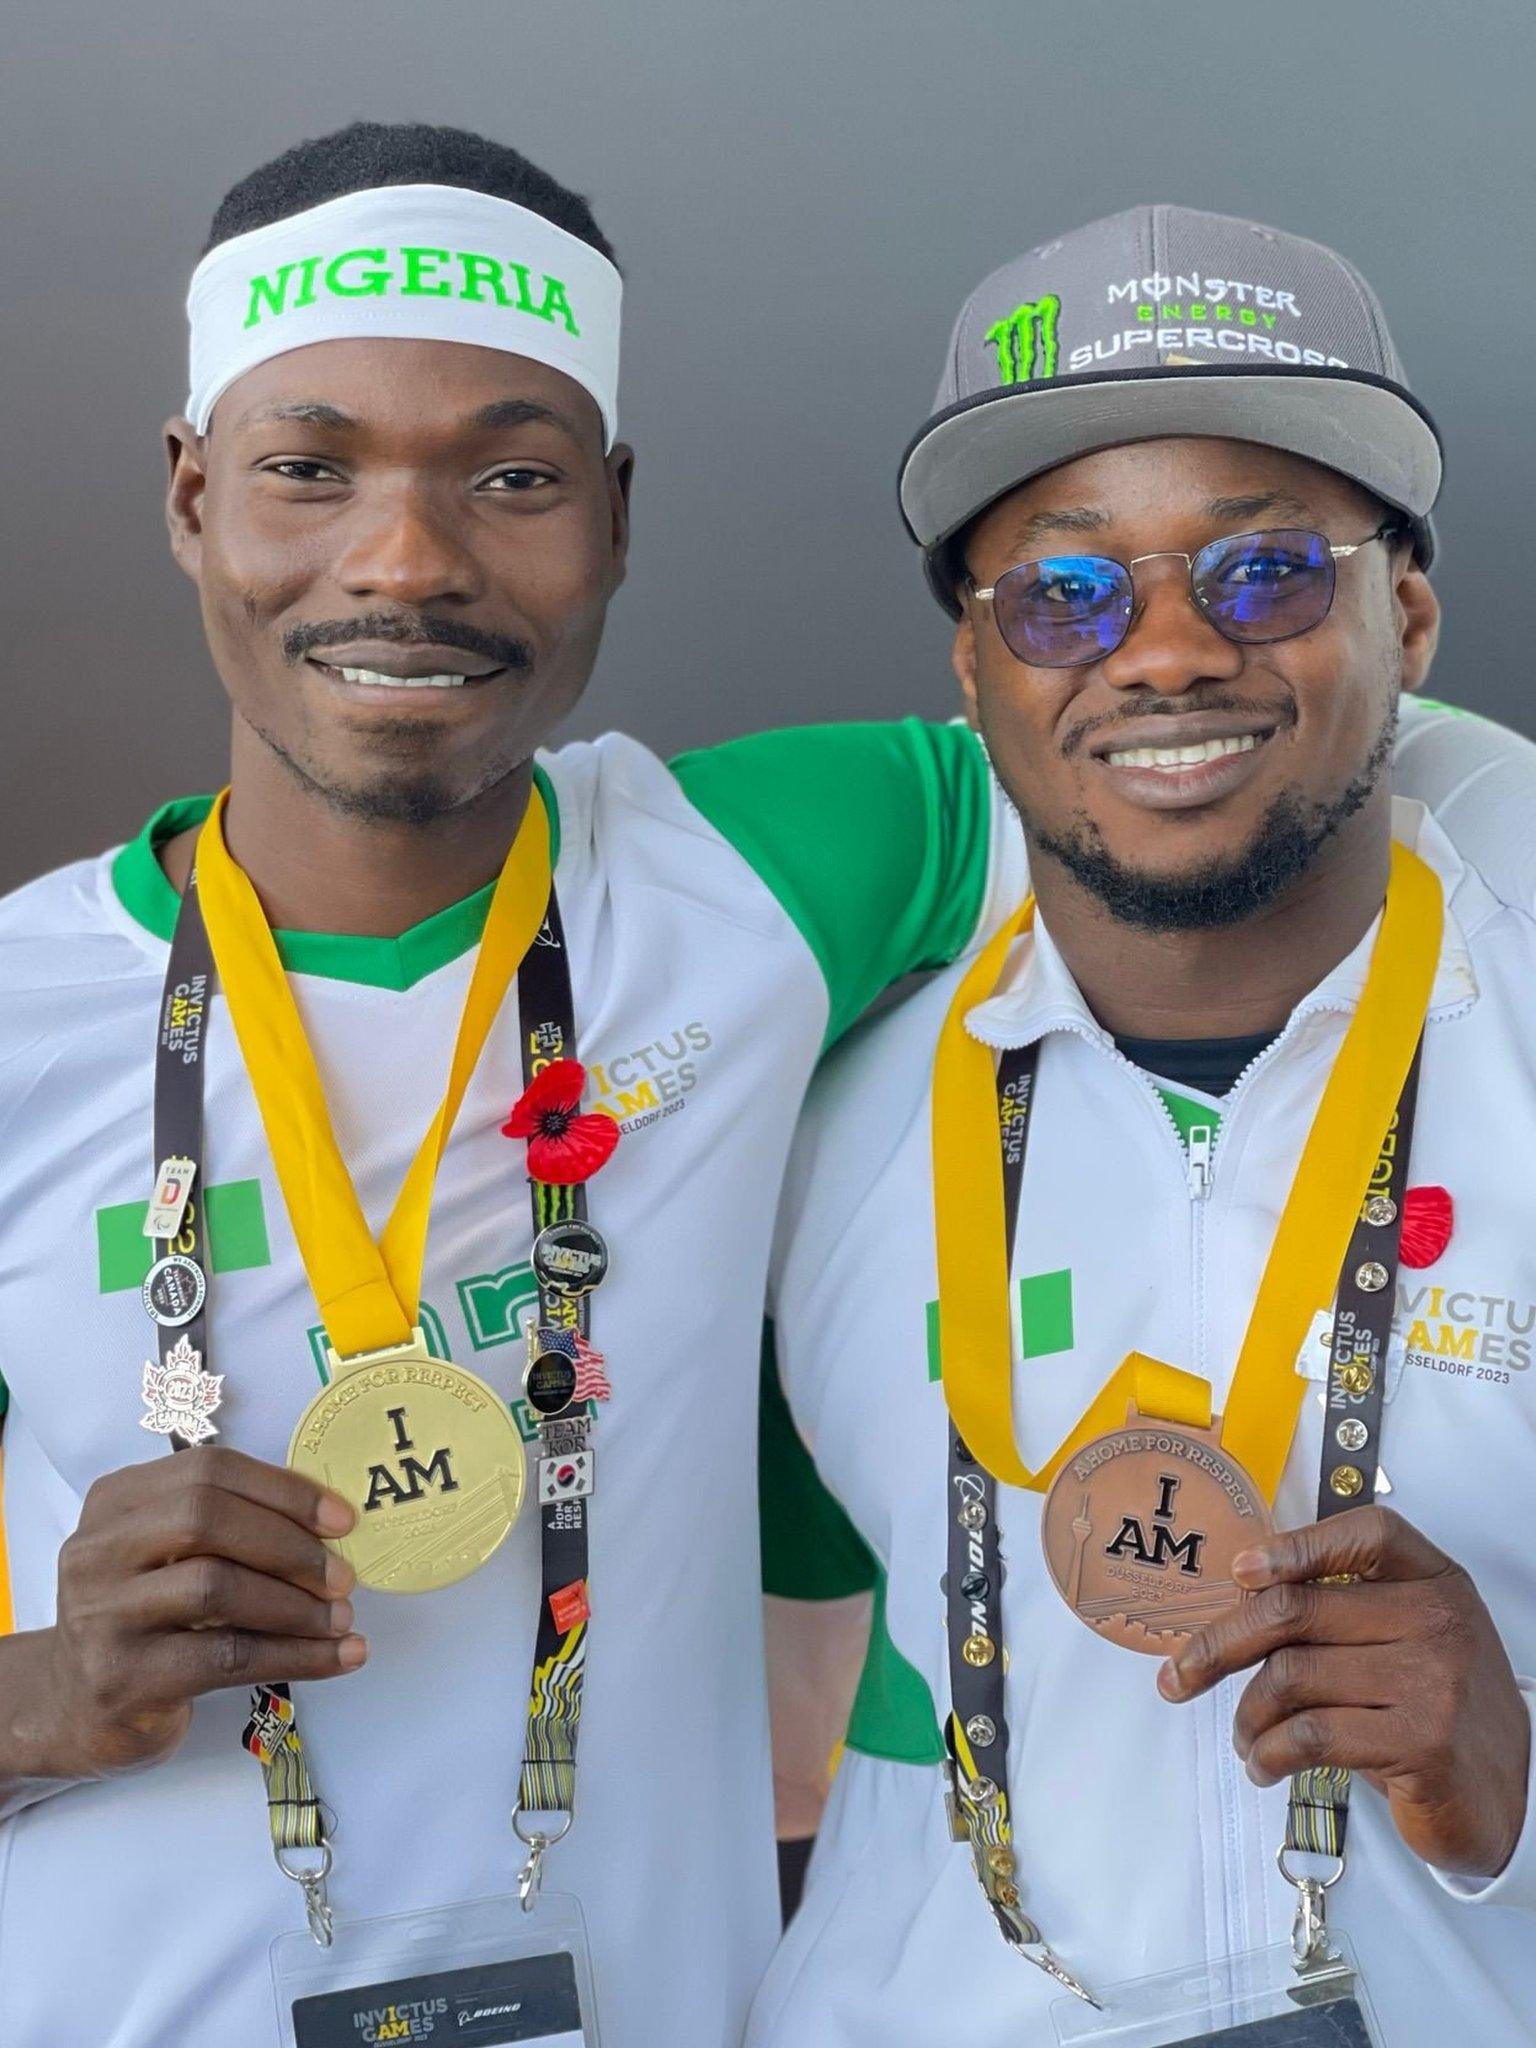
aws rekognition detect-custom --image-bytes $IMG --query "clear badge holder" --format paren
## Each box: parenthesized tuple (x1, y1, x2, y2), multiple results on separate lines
(1052, 1937, 1382, 2048)
(272, 1890, 600, 2047)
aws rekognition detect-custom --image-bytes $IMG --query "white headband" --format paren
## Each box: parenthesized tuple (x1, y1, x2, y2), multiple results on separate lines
(186, 182, 622, 446)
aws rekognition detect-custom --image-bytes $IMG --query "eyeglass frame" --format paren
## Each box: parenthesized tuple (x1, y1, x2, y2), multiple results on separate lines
(968, 519, 1405, 667)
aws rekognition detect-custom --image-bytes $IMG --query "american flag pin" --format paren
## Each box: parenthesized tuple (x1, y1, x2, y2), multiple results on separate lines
(529, 1325, 612, 1404)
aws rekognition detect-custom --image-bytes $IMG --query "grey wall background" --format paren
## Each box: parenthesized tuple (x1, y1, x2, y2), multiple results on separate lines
(2, 0, 1530, 894)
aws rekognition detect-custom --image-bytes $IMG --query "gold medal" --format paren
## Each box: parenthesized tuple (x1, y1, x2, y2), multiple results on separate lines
(1040, 1406, 1271, 1654)
(289, 1328, 526, 1594)
(194, 783, 554, 1596)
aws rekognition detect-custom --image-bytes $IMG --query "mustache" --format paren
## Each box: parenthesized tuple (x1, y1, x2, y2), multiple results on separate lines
(1060, 690, 1297, 759)
(283, 613, 535, 672)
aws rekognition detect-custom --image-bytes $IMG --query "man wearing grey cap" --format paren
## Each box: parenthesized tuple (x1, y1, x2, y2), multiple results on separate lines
(905, 202, 1440, 603)
(754, 205, 1536, 2046)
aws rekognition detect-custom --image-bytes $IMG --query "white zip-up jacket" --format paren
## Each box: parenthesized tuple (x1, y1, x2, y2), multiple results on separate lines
(754, 799, 1536, 2048)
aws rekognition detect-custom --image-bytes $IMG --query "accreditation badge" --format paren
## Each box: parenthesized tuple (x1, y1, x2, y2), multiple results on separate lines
(288, 1327, 526, 1594)
(1050, 1936, 1382, 2046)
(272, 1891, 599, 2046)
(1039, 1409, 1271, 1653)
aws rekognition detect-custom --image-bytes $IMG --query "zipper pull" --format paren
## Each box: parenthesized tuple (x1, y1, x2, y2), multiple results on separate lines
(1186, 1124, 1215, 1201)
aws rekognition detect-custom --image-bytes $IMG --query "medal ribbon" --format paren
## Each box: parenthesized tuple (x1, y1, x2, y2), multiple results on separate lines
(932, 841, 1443, 1498)
(193, 784, 552, 1360)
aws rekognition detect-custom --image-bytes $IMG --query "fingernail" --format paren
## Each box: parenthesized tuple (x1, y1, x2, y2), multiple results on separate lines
(1231, 1548, 1268, 1585)
(1157, 1660, 1185, 1700)
(324, 1554, 356, 1596)
(328, 1600, 354, 1636)
(338, 1634, 369, 1670)
(316, 1492, 356, 1535)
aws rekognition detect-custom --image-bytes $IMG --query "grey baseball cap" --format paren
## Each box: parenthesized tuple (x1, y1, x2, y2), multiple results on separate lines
(900, 203, 1443, 616)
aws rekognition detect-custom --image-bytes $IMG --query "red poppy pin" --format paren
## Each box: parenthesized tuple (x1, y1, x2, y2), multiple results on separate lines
(502, 1059, 620, 1185)
(1399, 1185, 1453, 1269)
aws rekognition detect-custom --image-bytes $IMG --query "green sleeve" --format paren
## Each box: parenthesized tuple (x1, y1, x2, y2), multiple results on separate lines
(759, 1323, 944, 1763)
(671, 720, 992, 1049)
(759, 1321, 877, 1600)
(844, 1573, 946, 1766)
(0, 1375, 8, 1423)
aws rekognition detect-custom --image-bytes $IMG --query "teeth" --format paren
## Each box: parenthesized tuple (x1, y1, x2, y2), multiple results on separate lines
(331, 665, 470, 688)
(1105, 733, 1261, 770)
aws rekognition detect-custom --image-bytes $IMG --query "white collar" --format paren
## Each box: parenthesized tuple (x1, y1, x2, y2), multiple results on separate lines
(965, 797, 1482, 1054)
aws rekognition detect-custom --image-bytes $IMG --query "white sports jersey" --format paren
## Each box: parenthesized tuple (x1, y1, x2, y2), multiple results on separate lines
(758, 796, 1536, 2047)
(755, 694, 1536, 1604)
(0, 721, 1011, 2048)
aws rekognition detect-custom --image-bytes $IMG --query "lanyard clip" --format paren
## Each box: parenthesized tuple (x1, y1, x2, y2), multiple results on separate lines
(513, 1804, 575, 1914)
(998, 1904, 1102, 2010)
(276, 1842, 335, 1949)
(987, 1854, 1102, 2009)
(1290, 1878, 1338, 1973)
(516, 1832, 550, 1912)
(1021, 1940, 1103, 2010)
(1277, 1846, 1346, 1974)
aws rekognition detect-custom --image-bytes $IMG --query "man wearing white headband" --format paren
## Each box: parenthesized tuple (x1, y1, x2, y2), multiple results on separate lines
(0, 121, 1027, 2048)
(1, 125, 1535, 2048)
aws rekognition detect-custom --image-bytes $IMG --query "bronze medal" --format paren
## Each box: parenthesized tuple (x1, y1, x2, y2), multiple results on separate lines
(288, 1328, 526, 1595)
(1040, 1408, 1271, 1654)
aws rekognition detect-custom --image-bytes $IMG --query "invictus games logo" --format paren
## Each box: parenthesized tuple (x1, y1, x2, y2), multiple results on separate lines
(349, 1997, 447, 2041)
(586, 1018, 714, 1132)
(159, 973, 207, 1066)
(1400, 1279, 1536, 1381)
(986, 295, 1061, 385)
(241, 245, 582, 337)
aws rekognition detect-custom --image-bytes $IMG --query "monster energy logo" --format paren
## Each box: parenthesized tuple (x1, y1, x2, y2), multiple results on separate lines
(986, 294, 1061, 385)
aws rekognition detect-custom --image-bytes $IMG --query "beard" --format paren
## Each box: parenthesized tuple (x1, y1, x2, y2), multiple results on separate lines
(251, 715, 523, 828)
(1021, 700, 1398, 934)
(249, 611, 539, 826)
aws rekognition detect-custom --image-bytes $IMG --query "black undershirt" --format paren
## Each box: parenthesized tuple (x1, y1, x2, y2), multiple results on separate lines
(1113, 1029, 1279, 1099)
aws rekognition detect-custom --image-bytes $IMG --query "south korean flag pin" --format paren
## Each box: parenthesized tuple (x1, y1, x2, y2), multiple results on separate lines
(539, 1449, 595, 1504)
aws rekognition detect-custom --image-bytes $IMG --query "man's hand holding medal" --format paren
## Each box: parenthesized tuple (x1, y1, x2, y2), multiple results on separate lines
(1160, 1502, 1532, 1882)
(24, 1447, 360, 1782)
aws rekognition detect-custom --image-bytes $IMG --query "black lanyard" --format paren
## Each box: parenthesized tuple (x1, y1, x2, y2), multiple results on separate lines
(943, 1029, 1423, 1980)
(511, 890, 601, 1898)
(1286, 1037, 1422, 1862)
(147, 863, 595, 1933)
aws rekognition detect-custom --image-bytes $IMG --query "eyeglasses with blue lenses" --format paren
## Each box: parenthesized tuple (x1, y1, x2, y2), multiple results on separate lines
(971, 523, 1403, 670)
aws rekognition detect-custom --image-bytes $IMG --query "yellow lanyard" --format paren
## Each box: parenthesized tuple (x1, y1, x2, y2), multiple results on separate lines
(193, 785, 552, 1362)
(932, 841, 1444, 1500)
